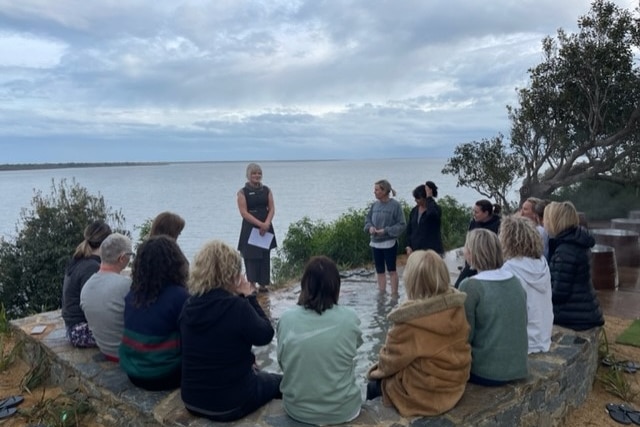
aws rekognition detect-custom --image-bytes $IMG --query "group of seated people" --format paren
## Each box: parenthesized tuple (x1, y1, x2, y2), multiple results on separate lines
(59, 199, 604, 424)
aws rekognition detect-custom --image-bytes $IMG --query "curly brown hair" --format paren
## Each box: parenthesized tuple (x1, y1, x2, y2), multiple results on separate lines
(130, 235, 189, 307)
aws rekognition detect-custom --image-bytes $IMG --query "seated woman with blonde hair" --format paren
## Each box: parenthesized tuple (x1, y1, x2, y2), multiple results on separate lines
(459, 229, 528, 386)
(366, 250, 471, 416)
(180, 240, 281, 422)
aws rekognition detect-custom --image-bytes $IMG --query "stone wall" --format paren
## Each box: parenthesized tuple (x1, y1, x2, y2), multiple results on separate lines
(12, 311, 600, 427)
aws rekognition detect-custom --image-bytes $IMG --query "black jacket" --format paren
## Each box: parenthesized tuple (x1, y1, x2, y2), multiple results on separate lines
(454, 214, 501, 288)
(549, 226, 604, 331)
(405, 197, 444, 255)
(180, 288, 274, 412)
(61, 255, 101, 327)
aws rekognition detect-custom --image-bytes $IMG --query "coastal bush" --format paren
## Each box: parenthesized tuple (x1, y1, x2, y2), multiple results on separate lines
(273, 198, 470, 284)
(552, 180, 640, 221)
(0, 179, 127, 319)
(438, 196, 472, 250)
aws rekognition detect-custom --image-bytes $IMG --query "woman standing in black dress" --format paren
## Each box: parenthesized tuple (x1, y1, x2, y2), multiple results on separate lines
(237, 163, 277, 292)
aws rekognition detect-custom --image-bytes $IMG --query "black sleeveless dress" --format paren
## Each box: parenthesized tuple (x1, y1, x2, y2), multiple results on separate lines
(237, 184, 277, 260)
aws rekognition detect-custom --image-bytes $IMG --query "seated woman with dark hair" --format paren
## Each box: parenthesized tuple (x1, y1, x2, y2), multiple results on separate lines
(277, 256, 363, 425)
(454, 199, 501, 288)
(62, 220, 112, 348)
(149, 211, 186, 239)
(119, 235, 189, 391)
(180, 240, 281, 422)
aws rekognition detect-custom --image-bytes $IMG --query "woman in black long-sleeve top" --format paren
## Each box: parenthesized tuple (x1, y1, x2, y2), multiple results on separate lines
(405, 182, 444, 256)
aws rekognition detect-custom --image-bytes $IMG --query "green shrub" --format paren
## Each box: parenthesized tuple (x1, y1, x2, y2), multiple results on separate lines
(552, 180, 640, 221)
(439, 196, 472, 250)
(273, 197, 471, 285)
(0, 179, 127, 319)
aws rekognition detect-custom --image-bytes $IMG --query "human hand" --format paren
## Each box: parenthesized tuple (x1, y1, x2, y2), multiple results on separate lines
(369, 226, 376, 235)
(236, 275, 256, 296)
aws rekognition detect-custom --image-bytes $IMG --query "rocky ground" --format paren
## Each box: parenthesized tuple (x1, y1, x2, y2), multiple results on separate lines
(0, 314, 637, 426)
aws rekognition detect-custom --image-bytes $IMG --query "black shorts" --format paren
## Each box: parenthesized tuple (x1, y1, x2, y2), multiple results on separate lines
(371, 243, 398, 274)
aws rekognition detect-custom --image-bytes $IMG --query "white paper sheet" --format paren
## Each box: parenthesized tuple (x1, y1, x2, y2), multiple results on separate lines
(248, 227, 274, 249)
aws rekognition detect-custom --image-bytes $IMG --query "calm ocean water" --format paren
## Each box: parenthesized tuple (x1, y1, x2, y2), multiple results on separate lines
(0, 159, 484, 261)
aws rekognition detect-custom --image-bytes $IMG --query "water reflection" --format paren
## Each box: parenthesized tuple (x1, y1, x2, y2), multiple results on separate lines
(254, 277, 405, 388)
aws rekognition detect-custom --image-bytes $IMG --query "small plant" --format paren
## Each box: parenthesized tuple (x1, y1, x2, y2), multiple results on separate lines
(20, 388, 93, 427)
(597, 329, 639, 402)
(0, 303, 10, 335)
(598, 361, 638, 402)
(21, 346, 50, 392)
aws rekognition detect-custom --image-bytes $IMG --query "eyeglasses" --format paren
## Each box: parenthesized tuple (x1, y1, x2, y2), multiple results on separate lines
(123, 252, 135, 258)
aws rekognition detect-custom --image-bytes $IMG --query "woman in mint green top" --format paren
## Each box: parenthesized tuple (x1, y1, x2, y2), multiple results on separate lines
(459, 228, 528, 386)
(277, 256, 363, 425)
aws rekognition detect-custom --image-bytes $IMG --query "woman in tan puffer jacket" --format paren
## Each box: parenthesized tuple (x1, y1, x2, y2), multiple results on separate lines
(367, 250, 471, 417)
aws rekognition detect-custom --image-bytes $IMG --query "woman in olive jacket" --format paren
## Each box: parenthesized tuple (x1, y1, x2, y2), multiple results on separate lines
(544, 201, 604, 331)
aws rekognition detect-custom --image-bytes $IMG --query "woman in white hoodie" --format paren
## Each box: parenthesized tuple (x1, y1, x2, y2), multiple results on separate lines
(499, 215, 553, 353)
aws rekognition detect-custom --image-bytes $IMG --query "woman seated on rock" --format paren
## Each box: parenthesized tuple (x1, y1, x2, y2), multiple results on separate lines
(499, 215, 553, 353)
(180, 240, 282, 422)
(459, 229, 528, 386)
(119, 235, 189, 391)
(544, 201, 604, 331)
(366, 250, 471, 416)
(277, 256, 363, 425)
(61, 220, 112, 348)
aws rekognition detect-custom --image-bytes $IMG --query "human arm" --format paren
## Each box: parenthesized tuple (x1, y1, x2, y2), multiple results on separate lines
(424, 198, 441, 221)
(383, 201, 407, 238)
(549, 246, 577, 305)
(367, 324, 415, 380)
(459, 279, 478, 343)
(261, 188, 276, 234)
(405, 208, 415, 254)
(235, 275, 274, 345)
(365, 204, 376, 235)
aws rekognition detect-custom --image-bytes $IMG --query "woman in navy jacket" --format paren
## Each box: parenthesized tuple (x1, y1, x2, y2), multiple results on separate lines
(544, 201, 604, 331)
(180, 240, 281, 422)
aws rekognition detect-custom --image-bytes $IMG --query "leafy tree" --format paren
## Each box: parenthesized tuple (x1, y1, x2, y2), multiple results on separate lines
(443, 0, 640, 206)
(441, 135, 522, 212)
(0, 179, 127, 319)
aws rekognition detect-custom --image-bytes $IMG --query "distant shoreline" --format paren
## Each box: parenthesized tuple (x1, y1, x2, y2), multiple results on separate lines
(0, 158, 366, 172)
(0, 162, 169, 172)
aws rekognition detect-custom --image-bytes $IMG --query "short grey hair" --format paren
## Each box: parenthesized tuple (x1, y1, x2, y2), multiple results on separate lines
(100, 233, 132, 264)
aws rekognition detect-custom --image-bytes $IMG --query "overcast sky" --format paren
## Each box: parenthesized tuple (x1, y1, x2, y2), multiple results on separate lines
(0, 0, 636, 164)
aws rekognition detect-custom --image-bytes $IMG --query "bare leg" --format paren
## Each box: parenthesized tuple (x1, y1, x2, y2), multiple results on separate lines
(389, 271, 399, 295)
(376, 273, 387, 292)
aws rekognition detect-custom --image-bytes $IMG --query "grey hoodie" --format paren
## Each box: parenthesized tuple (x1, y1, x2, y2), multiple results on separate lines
(501, 256, 553, 353)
